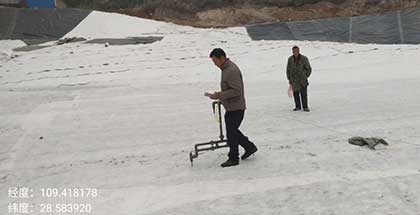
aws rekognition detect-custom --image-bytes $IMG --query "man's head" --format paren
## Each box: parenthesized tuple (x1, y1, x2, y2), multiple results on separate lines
(292, 46, 300, 58)
(210, 48, 227, 68)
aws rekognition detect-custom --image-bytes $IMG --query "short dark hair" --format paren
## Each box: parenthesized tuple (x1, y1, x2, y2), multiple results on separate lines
(209, 48, 226, 58)
(292, 46, 299, 50)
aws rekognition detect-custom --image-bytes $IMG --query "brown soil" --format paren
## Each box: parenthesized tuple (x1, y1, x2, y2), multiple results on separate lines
(109, 0, 419, 27)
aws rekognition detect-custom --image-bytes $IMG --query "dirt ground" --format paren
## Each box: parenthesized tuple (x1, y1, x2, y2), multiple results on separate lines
(110, 0, 420, 27)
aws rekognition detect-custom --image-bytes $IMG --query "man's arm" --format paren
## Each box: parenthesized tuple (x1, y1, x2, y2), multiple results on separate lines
(304, 57, 312, 78)
(286, 58, 291, 83)
(219, 71, 241, 100)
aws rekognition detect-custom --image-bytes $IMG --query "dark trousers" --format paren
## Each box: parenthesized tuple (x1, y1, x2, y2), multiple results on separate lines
(224, 110, 255, 160)
(293, 86, 308, 109)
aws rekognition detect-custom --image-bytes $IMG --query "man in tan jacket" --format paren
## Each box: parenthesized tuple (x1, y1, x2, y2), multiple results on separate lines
(205, 48, 257, 167)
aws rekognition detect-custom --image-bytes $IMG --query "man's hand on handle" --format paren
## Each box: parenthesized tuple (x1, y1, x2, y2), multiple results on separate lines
(204, 92, 221, 100)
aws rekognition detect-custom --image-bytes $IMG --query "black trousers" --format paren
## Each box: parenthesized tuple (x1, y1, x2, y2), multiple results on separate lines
(224, 110, 255, 160)
(293, 85, 308, 109)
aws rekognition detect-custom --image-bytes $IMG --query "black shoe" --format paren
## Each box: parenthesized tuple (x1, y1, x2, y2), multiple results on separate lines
(303, 108, 310, 112)
(221, 159, 239, 168)
(241, 146, 258, 160)
(293, 108, 301, 111)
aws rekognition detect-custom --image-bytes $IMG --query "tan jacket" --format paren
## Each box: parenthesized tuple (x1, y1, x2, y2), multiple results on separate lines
(219, 59, 246, 111)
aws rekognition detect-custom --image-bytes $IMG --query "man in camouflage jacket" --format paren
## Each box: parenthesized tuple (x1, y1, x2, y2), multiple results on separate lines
(287, 46, 312, 112)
